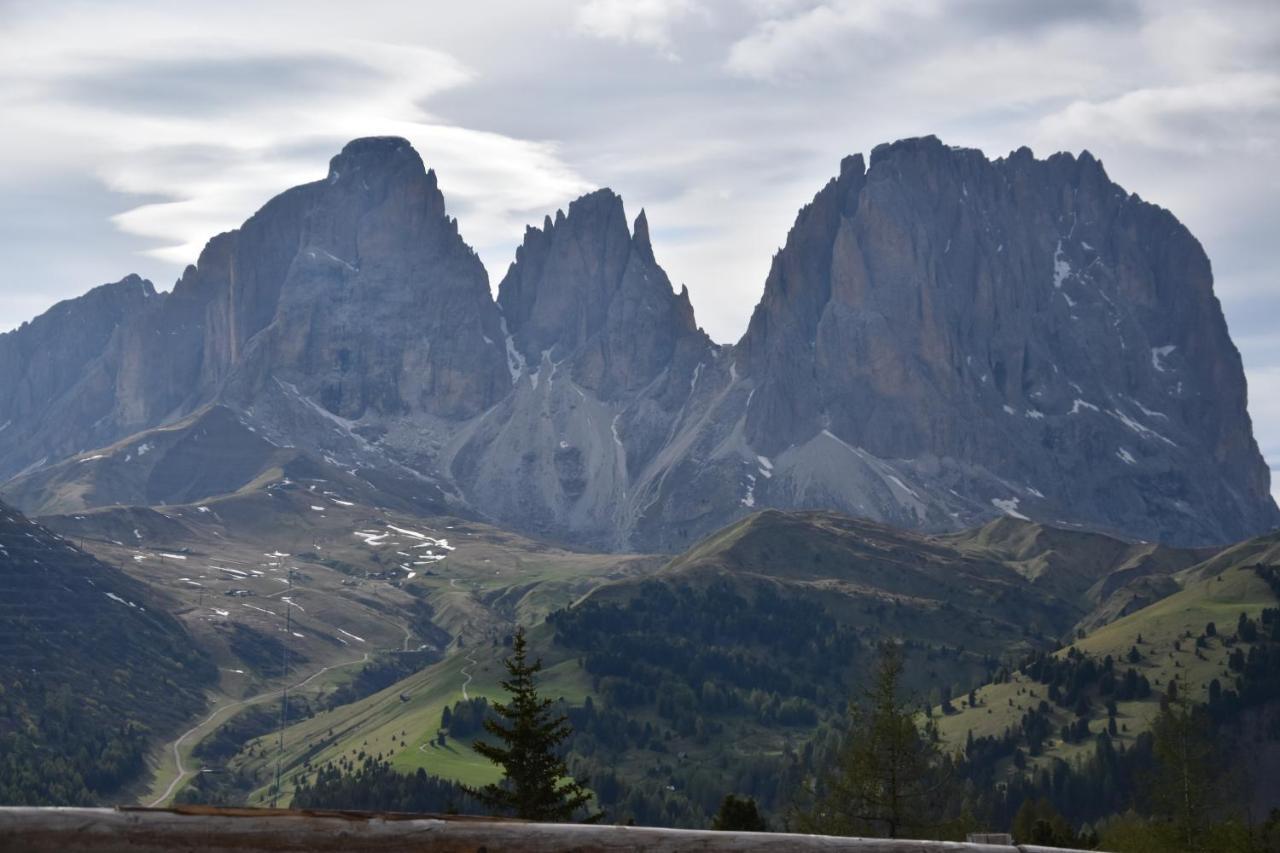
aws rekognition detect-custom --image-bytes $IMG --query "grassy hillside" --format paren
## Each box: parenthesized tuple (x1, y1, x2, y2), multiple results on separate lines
(51, 496, 1273, 826)
(30, 460, 657, 807)
(225, 510, 1235, 825)
(934, 560, 1280, 778)
(0, 500, 215, 804)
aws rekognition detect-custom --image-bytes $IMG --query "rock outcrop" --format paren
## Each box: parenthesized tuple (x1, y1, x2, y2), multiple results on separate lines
(0, 136, 1274, 550)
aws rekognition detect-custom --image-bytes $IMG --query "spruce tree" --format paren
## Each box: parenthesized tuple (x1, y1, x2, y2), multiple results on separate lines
(712, 794, 768, 831)
(465, 627, 597, 822)
(1149, 700, 1216, 850)
(798, 643, 955, 839)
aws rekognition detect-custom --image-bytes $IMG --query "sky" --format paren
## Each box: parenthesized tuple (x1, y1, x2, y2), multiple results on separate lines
(0, 0, 1276, 501)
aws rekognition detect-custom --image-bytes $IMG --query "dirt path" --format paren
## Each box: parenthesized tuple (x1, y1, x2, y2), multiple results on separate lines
(145, 653, 370, 807)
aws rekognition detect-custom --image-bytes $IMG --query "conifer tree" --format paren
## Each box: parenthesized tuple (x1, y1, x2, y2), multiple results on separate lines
(712, 794, 768, 831)
(465, 627, 597, 822)
(1149, 700, 1216, 851)
(798, 643, 955, 839)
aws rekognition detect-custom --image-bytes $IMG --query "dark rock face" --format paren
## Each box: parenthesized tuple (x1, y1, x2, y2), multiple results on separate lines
(227, 137, 509, 422)
(497, 190, 705, 399)
(0, 274, 156, 473)
(734, 136, 1276, 546)
(0, 136, 1274, 550)
(0, 136, 510, 486)
(456, 190, 720, 547)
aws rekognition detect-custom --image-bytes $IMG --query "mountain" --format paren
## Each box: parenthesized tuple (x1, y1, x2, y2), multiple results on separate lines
(0, 499, 214, 804)
(1, 136, 1274, 550)
(733, 138, 1275, 548)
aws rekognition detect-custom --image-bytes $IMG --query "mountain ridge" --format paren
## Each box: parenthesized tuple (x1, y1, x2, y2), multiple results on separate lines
(1, 135, 1274, 550)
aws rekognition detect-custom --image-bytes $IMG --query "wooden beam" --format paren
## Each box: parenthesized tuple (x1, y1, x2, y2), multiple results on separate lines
(0, 807, 1101, 853)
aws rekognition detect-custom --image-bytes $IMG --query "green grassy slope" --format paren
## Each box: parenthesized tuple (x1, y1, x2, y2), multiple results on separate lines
(934, 561, 1279, 776)
(236, 510, 1231, 822)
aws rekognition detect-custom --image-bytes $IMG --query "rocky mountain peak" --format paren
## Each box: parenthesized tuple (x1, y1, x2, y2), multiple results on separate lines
(631, 208, 655, 264)
(326, 136, 425, 183)
(218, 136, 508, 421)
(496, 188, 708, 398)
(497, 189, 635, 356)
(2, 134, 1274, 554)
(734, 136, 1277, 546)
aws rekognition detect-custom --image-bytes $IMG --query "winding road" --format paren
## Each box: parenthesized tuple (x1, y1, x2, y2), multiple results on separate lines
(417, 648, 481, 755)
(146, 653, 370, 808)
(460, 651, 477, 700)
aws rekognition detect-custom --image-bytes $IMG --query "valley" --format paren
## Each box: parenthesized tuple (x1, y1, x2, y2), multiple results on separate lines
(31, 465, 657, 808)
(136, 509, 1280, 826)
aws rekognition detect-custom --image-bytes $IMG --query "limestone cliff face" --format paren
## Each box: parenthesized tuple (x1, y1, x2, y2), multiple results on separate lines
(453, 190, 721, 547)
(0, 274, 156, 472)
(0, 136, 1274, 550)
(205, 137, 511, 423)
(497, 191, 706, 400)
(0, 137, 510, 482)
(734, 136, 1276, 545)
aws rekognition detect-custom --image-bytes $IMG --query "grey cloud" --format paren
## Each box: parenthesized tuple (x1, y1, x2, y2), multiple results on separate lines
(955, 0, 1141, 32)
(53, 53, 386, 117)
(0, 173, 181, 331)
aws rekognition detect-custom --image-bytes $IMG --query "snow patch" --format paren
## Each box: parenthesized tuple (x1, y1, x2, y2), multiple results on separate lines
(1053, 240, 1072, 288)
(1117, 448, 1137, 465)
(1070, 399, 1099, 415)
(991, 497, 1030, 521)
(1110, 409, 1177, 447)
(1151, 345, 1176, 372)
(338, 629, 366, 643)
(1130, 399, 1168, 420)
(885, 475, 919, 499)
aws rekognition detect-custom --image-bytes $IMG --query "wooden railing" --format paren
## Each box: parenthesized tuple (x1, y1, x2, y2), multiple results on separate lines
(0, 806, 1101, 852)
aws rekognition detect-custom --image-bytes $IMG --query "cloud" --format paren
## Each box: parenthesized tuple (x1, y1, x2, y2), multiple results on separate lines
(574, 0, 703, 58)
(725, 0, 939, 80)
(0, 8, 592, 282)
(1038, 74, 1280, 156)
(52, 54, 387, 117)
